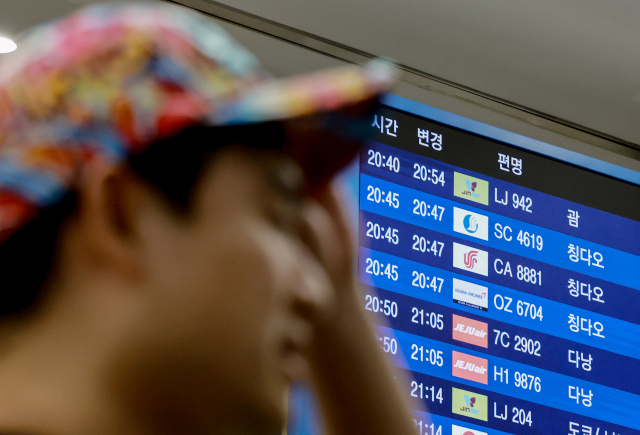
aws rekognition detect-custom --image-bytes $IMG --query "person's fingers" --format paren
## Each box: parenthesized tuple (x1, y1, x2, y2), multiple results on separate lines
(299, 184, 355, 290)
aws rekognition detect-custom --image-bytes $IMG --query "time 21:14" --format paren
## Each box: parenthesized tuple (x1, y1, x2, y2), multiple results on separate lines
(414, 419, 442, 435)
(411, 381, 443, 404)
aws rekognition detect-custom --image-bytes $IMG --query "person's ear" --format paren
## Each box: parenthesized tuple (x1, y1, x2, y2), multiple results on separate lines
(73, 156, 146, 280)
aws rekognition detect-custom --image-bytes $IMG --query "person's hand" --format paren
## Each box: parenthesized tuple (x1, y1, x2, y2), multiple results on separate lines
(297, 182, 420, 435)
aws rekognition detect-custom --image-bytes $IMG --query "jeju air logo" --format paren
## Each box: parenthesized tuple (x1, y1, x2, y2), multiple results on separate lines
(452, 351, 488, 384)
(452, 314, 489, 348)
(464, 251, 478, 269)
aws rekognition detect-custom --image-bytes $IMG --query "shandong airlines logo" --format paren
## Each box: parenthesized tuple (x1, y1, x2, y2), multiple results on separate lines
(454, 207, 488, 240)
(465, 215, 479, 233)
(453, 243, 488, 276)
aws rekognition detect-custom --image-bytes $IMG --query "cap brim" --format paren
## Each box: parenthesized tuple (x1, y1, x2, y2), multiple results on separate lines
(211, 59, 396, 190)
(210, 59, 397, 126)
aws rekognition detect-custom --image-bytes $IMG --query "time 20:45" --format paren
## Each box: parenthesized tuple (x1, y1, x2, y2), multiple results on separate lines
(366, 221, 399, 244)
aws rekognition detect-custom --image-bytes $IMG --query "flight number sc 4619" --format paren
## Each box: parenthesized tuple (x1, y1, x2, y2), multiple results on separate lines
(494, 223, 543, 251)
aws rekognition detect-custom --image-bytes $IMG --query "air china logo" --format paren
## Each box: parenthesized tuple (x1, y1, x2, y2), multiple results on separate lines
(453, 314, 489, 348)
(454, 172, 489, 206)
(453, 207, 489, 241)
(452, 351, 488, 384)
(452, 425, 487, 435)
(453, 278, 489, 311)
(465, 251, 478, 269)
(453, 243, 488, 276)
(452, 387, 488, 421)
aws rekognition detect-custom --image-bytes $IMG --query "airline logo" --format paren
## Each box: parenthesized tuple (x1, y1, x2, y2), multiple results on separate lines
(452, 387, 488, 421)
(453, 278, 488, 311)
(453, 243, 488, 276)
(452, 425, 487, 435)
(452, 351, 489, 384)
(453, 207, 488, 241)
(454, 172, 489, 206)
(453, 314, 489, 348)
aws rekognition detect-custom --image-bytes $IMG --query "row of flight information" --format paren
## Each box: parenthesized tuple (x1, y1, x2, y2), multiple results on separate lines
(359, 103, 640, 435)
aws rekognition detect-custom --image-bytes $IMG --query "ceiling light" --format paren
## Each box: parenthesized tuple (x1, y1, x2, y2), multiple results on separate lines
(0, 37, 17, 54)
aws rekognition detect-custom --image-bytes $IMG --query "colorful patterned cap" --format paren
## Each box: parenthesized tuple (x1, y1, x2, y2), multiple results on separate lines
(0, 2, 395, 243)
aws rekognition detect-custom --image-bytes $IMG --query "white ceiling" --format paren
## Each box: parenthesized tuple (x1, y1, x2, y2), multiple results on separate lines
(2, 0, 640, 146)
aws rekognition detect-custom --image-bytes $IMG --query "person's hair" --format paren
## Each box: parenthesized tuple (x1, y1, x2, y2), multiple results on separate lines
(0, 122, 285, 318)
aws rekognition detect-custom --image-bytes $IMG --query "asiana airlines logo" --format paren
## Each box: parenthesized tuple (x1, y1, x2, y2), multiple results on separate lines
(453, 278, 489, 311)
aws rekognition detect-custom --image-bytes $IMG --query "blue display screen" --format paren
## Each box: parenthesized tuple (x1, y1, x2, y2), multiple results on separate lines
(359, 96, 640, 435)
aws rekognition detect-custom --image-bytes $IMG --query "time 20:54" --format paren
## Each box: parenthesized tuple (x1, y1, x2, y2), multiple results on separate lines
(413, 163, 445, 186)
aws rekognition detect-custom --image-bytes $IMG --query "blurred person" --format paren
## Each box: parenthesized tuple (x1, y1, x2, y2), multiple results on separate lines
(0, 3, 418, 435)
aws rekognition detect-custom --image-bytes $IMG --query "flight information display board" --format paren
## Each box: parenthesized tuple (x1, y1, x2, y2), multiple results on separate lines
(359, 96, 640, 435)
